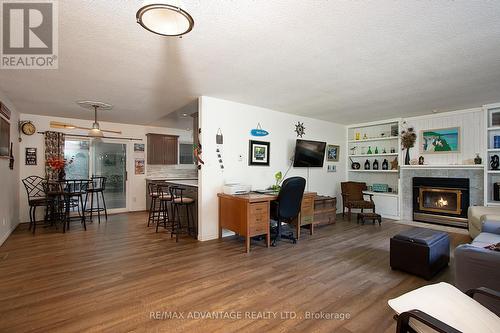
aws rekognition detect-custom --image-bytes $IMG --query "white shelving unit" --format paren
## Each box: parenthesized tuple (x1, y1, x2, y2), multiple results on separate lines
(484, 103, 500, 206)
(346, 119, 401, 219)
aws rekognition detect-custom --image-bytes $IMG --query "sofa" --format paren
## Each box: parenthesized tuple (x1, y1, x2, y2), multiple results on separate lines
(455, 218, 500, 315)
(468, 205, 500, 238)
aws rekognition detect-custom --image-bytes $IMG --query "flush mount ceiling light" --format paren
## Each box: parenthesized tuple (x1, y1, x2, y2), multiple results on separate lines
(136, 3, 194, 37)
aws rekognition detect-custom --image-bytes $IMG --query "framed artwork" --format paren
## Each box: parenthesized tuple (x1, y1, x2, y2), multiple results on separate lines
(326, 144, 340, 162)
(135, 159, 145, 174)
(420, 127, 460, 153)
(249, 140, 270, 166)
(134, 143, 145, 152)
(25, 148, 37, 165)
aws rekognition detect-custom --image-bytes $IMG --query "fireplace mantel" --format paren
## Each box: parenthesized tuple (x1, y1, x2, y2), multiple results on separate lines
(400, 165, 484, 170)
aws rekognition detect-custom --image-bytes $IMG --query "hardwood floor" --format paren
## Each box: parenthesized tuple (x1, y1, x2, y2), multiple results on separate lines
(0, 213, 470, 333)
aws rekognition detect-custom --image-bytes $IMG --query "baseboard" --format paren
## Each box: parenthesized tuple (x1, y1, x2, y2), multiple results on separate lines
(0, 222, 19, 247)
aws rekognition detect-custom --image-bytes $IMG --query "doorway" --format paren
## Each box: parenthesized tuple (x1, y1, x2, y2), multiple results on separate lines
(64, 139, 128, 213)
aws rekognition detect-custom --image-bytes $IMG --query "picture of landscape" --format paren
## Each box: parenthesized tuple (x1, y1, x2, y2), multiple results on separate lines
(421, 127, 460, 153)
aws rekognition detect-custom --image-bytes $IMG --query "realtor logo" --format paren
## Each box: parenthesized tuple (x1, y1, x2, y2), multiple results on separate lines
(1, 0, 58, 69)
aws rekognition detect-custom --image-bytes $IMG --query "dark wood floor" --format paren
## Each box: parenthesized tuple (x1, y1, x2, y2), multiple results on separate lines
(0, 213, 470, 333)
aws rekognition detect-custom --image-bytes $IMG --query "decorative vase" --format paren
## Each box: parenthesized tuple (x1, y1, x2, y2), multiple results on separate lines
(373, 159, 379, 170)
(382, 159, 388, 170)
(364, 159, 370, 170)
(367, 146, 372, 154)
(374, 147, 379, 154)
(404, 148, 411, 165)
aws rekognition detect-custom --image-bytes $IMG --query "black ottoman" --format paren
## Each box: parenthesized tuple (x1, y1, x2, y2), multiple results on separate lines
(390, 228, 450, 280)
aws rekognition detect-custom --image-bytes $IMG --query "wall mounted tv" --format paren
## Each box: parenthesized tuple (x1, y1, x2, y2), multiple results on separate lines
(293, 139, 326, 167)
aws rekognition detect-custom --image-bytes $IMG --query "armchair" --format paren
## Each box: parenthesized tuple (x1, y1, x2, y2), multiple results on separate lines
(341, 181, 375, 221)
(388, 282, 500, 333)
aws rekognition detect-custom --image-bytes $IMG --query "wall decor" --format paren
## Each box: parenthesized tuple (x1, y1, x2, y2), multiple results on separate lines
(134, 143, 145, 152)
(249, 140, 270, 166)
(294, 121, 305, 138)
(250, 123, 268, 137)
(20, 121, 36, 136)
(364, 159, 370, 170)
(0, 115, 10, 157)
(490, 155, 499, 170)
(25, 147, 37, 165)
(326, 144, 339, 162)
(9, 142, 14, 170)
(373, 159, 379, 170)
(401, 122, 416, 165)
(135, 159, 145, 174)
(390, 157, 398, 170)
(420, 127, 460, 153)
(418, 156, 425, 165)
(216, 128, 224, 144)
(382, 159, 388, 170)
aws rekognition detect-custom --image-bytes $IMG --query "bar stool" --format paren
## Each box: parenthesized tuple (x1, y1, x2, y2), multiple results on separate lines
(147, 183, 161, 227)
(155, 184, 174, 233)
(61, 179, 90, 231)
(84, 176, 108, 224)
(169, 186, 195, 242)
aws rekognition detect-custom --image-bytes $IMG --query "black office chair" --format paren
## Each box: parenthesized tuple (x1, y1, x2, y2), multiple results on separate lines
(270, 176, 306, 247)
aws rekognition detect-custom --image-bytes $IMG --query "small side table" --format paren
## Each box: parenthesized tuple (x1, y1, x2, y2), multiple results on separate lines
(357, 212, 382, 225)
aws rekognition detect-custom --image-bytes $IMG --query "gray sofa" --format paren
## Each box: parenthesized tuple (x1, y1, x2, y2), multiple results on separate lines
(455, 219, 500, 315)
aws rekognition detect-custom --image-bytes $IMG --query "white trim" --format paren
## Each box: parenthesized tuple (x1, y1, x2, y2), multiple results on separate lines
(347, 117, 401, 129)
(400, 165, 483, 169)
(0, 222, 18, 246)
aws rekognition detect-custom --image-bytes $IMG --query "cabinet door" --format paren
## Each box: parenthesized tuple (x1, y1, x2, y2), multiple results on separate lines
(147, 134, 179, 165)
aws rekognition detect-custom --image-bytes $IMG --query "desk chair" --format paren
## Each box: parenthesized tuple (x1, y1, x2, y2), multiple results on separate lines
(270, 176, 306, 247)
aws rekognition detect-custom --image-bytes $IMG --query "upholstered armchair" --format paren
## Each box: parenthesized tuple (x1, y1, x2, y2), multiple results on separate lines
(341, 181, 375, 221)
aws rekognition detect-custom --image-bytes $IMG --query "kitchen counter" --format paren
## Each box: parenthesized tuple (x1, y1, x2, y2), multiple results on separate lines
(165, 179, 198, 188)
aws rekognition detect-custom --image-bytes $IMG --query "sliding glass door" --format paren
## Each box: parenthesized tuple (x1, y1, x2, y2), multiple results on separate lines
(65, 139, 128, 212)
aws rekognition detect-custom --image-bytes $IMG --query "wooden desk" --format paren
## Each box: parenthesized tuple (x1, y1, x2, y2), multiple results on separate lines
(218, 192, 316, 253)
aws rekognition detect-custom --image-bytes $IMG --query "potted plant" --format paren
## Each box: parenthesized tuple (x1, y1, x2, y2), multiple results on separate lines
(401, 122, 417, 165)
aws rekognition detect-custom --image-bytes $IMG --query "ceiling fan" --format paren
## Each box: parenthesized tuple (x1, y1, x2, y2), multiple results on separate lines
(49, 101, 122, 137)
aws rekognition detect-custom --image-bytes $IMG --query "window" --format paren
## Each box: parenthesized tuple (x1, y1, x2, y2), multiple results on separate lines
(179, 143, 194, 164)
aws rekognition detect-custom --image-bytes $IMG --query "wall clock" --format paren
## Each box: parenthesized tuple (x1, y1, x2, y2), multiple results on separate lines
(20, 121, 36, 136)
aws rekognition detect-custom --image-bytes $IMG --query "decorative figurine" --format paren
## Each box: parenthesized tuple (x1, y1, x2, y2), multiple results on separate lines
(382, 159, 389, 170)
(373, 159, 379, 170)
(382, 148, 387, 154)
(367, 146, 372, 154)
(364, 159, 371, 170)
(418, 156, 425, 165)
(390, 147, 396, 153)
(491, 155, 500, 170)
(355, 132, 360, 140)
(474, 153, 482, 165)
(390, 157, 398, 170)
(363, 133, 368, 140)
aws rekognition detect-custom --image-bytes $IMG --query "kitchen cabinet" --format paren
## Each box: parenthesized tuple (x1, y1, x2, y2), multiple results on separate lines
(147, 133, 178, 165)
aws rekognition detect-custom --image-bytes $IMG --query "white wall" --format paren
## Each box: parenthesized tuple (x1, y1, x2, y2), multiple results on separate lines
(198, 96, 346, 241)
(0, 90, 20, 245)
(18, 113, 194, 223)
(404, 108, 485, 164)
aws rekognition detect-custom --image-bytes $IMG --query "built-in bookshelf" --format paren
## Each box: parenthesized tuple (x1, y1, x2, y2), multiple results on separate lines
(346, 119, 401, 219)
(484, 103, 500, 206)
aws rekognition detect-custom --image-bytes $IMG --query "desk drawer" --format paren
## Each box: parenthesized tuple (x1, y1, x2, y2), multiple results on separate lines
(249, 214, 269, 236)
(250, 203, 268, 216)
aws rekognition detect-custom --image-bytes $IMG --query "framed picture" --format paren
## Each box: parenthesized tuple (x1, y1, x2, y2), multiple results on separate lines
(25, 147, 37, 165)
(135, 159, 145, 174)
(326, 144, 340, 162)
(134, 143, 145, 152)
(420, 127, 460, 153)
(249, 140, 270, 166)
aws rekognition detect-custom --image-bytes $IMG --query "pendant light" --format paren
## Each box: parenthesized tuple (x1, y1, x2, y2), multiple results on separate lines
(136, 1, 194, 37)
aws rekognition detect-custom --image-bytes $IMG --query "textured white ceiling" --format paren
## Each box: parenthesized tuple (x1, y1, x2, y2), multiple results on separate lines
(1, 0, 500, 126)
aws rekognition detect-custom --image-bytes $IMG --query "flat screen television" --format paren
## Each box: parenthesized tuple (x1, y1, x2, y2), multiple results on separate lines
(293, 139, 326, 167)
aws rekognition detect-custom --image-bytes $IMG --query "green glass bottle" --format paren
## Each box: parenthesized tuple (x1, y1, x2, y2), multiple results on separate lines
(367, 146, 372, 154)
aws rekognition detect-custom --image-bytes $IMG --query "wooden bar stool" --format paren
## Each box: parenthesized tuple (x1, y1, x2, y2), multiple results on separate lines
(156, 184, 174, 233)
(169, 186, 195, 242)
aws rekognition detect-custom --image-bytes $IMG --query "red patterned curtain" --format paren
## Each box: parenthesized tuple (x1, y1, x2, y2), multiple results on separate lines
(44, 131, 65, 180)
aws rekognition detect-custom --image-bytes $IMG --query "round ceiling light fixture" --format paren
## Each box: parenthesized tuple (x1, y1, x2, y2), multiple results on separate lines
(136, 3, 194, 37)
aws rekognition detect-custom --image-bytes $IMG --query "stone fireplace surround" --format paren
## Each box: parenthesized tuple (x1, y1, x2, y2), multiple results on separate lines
(400, 166, 484, 222)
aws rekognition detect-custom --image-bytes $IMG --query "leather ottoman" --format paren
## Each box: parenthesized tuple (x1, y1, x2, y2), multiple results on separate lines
(390, 228, 450, 280)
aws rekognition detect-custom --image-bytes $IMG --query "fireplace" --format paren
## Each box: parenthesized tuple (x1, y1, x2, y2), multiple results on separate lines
(413, 177, 469, 228)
